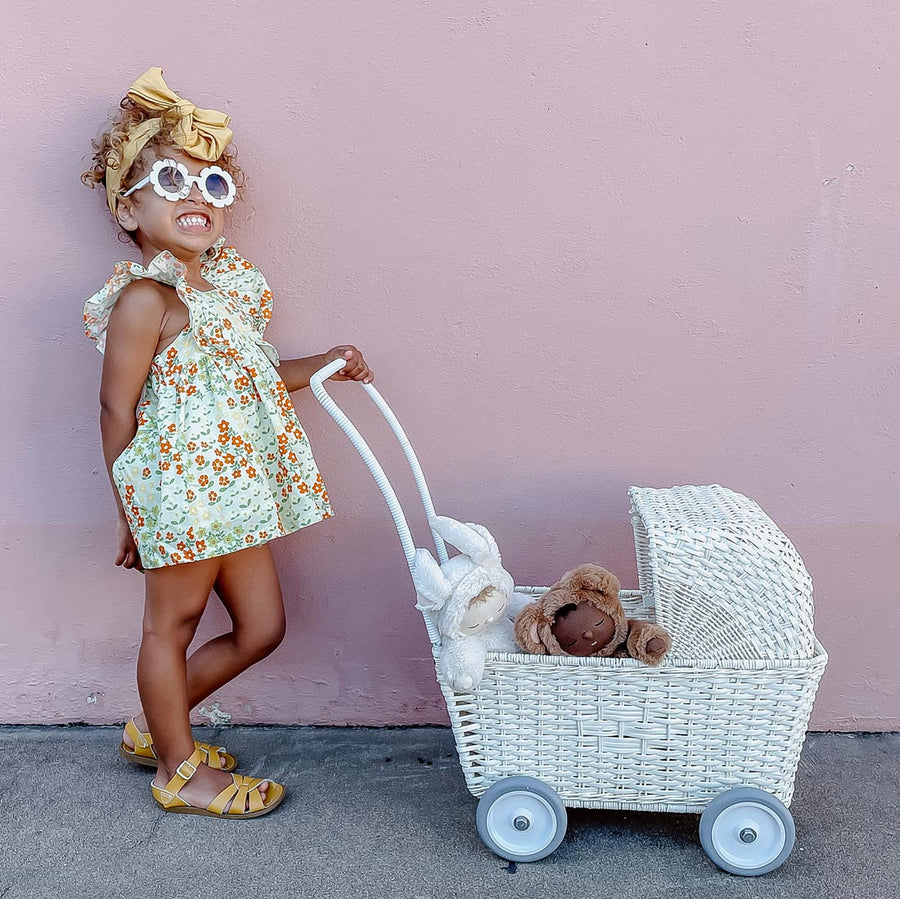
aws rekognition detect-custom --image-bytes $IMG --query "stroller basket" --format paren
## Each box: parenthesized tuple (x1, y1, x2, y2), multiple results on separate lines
(310, 359, 827, 870)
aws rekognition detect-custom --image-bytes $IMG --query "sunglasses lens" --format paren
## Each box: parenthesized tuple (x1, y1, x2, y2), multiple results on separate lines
(156, 165, 185, 195)
(204, 172, 231, 201)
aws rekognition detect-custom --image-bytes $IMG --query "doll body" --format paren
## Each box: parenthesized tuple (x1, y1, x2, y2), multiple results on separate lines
(514, 564, 671, 665)
(411, 516, 518, 692)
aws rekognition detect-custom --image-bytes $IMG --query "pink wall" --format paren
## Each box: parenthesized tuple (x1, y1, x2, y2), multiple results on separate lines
(2, 2, 897, 729)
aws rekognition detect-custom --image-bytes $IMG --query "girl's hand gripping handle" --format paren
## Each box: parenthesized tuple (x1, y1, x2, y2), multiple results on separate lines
(310, 356, 354, 388)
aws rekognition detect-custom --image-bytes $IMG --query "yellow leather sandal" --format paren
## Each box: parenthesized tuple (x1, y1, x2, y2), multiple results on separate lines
(118, 717, 236, 771)
(150, 747, 285, 818)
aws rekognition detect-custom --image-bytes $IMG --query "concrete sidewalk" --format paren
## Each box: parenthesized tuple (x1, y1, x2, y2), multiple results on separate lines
(1, 727, 896, 899)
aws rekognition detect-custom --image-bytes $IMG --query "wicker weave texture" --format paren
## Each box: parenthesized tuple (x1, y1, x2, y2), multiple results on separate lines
(628, 485, 816, 660)
(444, 634, 826, 812)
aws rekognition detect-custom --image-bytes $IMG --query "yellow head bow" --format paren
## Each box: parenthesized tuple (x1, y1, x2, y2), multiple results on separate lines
(105, 67, 233, 217)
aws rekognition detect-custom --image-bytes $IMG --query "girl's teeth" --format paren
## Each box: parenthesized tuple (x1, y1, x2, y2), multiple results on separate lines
(178, 216, 208, 227)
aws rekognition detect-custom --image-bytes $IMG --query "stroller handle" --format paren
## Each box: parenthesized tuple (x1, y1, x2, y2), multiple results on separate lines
(309, 357, 447, 647)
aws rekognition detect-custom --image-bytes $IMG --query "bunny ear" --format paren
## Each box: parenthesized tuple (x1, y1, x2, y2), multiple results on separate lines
(429, 515, 494, 566)
(463, 523, 502, 565)
(411, 548, 451, 611)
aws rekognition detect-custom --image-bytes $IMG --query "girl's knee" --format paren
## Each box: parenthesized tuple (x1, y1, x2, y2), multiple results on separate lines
(141, 610, 203, 651)
(236, 615, 286, 661)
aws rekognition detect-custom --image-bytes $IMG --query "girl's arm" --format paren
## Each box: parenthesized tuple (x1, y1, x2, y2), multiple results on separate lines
(276, 345, 373, 392)
(99, 281, 166, 570)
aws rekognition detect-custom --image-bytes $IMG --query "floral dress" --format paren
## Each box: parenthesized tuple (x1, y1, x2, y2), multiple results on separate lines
(84, 238, 332, 568)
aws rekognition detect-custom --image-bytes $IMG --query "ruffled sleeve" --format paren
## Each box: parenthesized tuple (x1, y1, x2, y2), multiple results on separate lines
(83, 253, 183, 355)
(201, 242, 280, 366)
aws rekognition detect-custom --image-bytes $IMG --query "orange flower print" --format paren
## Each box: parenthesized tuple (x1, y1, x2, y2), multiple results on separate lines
(93, 244, 333, 570)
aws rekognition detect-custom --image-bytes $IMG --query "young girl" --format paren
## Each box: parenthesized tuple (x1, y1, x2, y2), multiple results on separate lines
(82, 67, 373, 818)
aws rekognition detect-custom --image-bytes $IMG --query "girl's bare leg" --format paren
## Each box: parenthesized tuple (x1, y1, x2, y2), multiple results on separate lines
(141, 545, 285, 809)
(138, 555, 220, 772)
(126, 544, 285, 744)
(184, 542, 287, 706)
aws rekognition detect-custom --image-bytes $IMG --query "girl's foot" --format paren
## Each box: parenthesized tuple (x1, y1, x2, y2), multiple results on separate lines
(121, 713, 231, 768)
(152, 751, 282, 817)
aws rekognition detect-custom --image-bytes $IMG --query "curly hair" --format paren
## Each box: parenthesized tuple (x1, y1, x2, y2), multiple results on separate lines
(82, 96, 245, 243)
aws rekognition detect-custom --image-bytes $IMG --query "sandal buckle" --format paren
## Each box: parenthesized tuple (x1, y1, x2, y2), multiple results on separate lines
(176, 759, 197, 780)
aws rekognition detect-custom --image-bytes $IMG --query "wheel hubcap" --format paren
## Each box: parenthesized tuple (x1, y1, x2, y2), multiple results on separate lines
(486, 792, 557, 855)
(711, 802, 786, 870)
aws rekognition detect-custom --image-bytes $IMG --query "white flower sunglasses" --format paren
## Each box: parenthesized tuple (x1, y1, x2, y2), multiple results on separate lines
(120, 158, 237, 208)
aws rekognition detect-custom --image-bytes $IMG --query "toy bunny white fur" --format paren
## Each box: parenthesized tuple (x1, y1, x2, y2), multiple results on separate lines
(412, 515, 520, 692)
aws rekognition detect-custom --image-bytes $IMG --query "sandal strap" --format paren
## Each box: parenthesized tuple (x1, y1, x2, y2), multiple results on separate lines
(207, 773, 268, 816)
(195, 741, 228, 770)
(124, 718, 157, 758)
(155, 746, 208, 808)
(208, 777, 239, 815)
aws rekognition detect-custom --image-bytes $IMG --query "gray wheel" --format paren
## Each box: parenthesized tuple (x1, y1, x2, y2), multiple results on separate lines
(700, 787, 795, 875)
(476, 777, 567, 862)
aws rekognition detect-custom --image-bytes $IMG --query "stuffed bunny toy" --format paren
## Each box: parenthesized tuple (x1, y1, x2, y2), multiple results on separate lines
(411, 515, 520, 692)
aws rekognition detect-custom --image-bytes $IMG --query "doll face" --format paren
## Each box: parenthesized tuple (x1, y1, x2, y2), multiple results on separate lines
(551, 602, 616, 655)
(459, 586, 508, 635)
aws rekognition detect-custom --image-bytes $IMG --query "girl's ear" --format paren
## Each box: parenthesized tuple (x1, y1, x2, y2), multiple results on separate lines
(115, 197, 138, 232)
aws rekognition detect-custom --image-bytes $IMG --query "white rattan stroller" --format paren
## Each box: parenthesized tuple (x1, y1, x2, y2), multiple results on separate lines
(310, 360, 827, 875)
